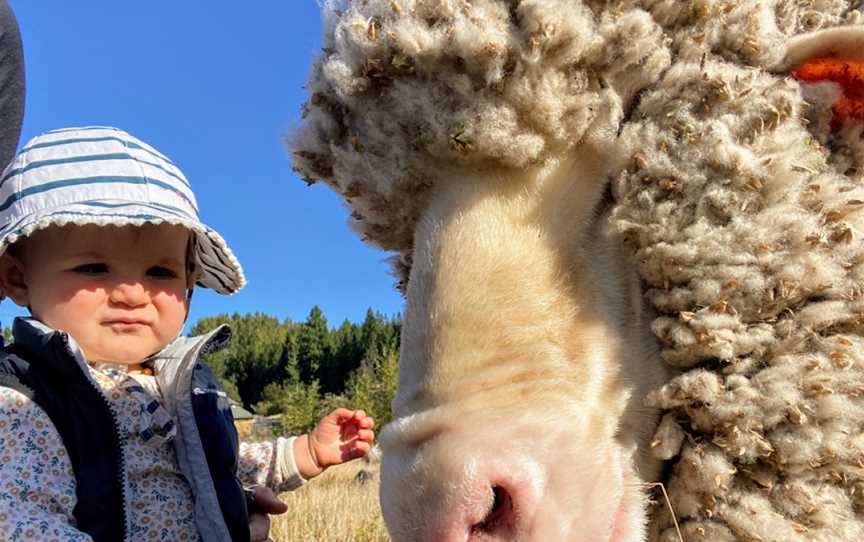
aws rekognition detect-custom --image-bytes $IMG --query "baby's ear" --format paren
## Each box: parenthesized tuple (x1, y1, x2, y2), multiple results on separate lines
(0, 250, 30, 308)
(186, 264, 200, 290)
(185, 234, 201, 290)
(782, 27, 864, 133)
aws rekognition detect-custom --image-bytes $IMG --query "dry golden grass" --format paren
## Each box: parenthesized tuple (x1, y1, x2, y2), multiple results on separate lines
(271, 460, 391, 542)
(266, 460, 683, 541)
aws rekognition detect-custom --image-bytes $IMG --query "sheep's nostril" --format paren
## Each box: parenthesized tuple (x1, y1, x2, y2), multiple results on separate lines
(472, 485, 513, 535)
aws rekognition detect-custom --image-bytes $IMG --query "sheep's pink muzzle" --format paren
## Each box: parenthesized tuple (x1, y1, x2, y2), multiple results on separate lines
(380, 421, 642, 542)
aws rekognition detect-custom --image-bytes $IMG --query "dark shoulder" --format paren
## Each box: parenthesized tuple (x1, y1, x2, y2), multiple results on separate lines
(0, 343, 36, 398)
(0, 342, 33, 372)
(191, 359, 226, 394)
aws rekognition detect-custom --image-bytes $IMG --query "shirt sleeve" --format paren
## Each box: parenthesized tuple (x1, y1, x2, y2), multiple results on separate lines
(238, 437, 306, 493)
(0, 387, 93, 542)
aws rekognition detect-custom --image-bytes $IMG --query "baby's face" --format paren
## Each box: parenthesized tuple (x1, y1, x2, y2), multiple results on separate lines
(9, 224, 192, 367)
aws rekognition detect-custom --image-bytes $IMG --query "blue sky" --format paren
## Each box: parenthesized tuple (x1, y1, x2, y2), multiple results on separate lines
(3, 1, 406, 330)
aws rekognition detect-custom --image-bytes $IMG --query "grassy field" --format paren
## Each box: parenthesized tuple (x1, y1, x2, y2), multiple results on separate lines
(271, 460, 391, 542)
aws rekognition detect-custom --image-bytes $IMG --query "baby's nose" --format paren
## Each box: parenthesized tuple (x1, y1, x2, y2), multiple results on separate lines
(109, 281, 149, 306)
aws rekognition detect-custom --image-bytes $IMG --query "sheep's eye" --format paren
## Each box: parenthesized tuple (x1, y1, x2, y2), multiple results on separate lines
(72, 263, 108, 275)
(147, 266, 178, 279)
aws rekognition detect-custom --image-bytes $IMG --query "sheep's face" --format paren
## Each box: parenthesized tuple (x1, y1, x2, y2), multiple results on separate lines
(294, 0, 864, 536)
(378, 146, 670, 542)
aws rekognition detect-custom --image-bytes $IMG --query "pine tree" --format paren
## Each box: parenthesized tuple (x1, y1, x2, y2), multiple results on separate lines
(360, 308, 387, 353)
(296, 306, 330, 385)
(321, 318, 363, 394)
(345, 342, 399, 427)
(279, 324, 301, 384)
(191, 307, 402, 425)
(257, 380, 321, 433)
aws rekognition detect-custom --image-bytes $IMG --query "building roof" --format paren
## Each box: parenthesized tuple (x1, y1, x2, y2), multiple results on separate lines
(229, 399, 255, 420)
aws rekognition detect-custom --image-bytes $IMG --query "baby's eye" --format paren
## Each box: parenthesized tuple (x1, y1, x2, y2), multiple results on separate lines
(72, 263, 108, 275)
(147, 266, 179, 279)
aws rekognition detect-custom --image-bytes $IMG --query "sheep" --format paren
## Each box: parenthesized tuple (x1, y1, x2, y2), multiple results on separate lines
(292, 1, 864, 540)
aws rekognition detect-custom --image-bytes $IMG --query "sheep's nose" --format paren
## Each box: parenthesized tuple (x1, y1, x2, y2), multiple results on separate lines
(381, 445, 536, 542)
(468, 485, 518, 540)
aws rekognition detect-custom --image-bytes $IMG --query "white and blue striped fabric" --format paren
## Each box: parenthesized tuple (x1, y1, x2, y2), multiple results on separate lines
(0, 126, 245, 294)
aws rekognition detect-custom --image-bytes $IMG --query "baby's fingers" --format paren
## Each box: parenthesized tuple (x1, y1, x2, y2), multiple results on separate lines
(349, 409, 368, 424)
(339, 438, 372, 461)
(356, 414, 375, 429)
(356, 428, 375, 443)
(350, 440, 372, 458)
(329, 408, 356, 423)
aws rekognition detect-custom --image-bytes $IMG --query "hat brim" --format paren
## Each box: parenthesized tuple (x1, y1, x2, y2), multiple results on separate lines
(0, 200, 246, 295)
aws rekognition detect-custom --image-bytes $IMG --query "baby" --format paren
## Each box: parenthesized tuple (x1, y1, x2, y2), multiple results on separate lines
(0, 126, 375, 542)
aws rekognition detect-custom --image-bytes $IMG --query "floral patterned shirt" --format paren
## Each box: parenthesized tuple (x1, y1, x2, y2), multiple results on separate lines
(0, 364, 305, 542)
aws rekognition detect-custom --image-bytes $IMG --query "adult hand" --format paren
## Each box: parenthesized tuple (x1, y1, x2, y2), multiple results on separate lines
(248, 485, 288, 542)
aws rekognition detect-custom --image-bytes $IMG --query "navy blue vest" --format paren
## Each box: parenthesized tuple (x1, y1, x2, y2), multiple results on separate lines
(0, 323, 250, 542)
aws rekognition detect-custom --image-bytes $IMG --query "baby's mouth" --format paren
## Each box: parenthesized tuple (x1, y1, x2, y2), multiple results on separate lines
(104, 319, 149, 327)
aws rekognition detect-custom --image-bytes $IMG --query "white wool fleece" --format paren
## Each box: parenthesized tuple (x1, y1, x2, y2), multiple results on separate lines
(292, 0, 670, 262)
(293, 0, 864, 540)
(610, 2, 864, 540)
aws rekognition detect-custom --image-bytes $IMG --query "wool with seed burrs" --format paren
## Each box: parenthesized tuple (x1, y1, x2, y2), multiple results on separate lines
(610, 5, 864, 540)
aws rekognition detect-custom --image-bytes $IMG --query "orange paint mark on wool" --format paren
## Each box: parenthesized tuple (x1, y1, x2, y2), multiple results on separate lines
(792, 58, 864, 129)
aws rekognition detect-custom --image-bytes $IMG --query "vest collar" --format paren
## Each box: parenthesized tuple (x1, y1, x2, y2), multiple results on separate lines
(10, 316, 233, 380)
(11, 317, 88, 378)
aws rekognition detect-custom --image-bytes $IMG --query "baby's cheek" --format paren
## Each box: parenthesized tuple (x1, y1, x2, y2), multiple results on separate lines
(41, 287, 103, 326)
(154, 293, 189, 335)
(160, 302, 187, 324)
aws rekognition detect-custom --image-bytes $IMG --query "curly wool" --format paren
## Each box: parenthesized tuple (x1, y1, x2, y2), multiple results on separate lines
(610, 3, 864, 541)
(292, 0, 670, 266)
(293, 1, 864, 540)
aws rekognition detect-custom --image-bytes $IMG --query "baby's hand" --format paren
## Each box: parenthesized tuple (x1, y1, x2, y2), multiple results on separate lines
(294, 409, 375, 479)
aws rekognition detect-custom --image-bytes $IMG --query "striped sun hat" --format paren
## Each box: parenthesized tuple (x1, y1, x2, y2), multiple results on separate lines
(0, 126, 245, 294)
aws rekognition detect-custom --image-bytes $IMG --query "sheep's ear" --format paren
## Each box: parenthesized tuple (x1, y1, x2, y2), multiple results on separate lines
(782, 26, 864, 70)
(782, 27, 864, 132)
